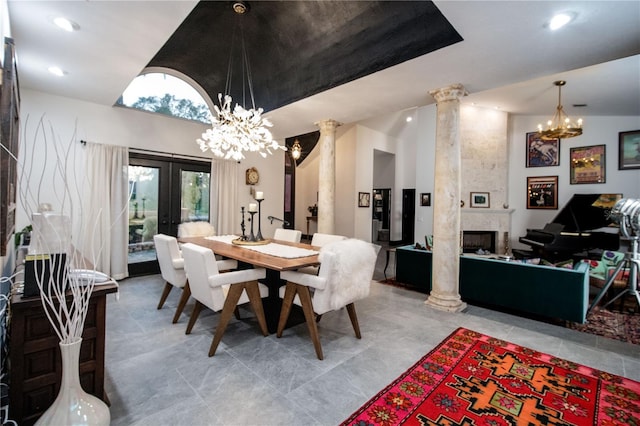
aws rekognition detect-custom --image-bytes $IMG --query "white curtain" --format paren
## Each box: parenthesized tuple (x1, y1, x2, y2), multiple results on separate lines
(211, 159, 239, 235)
(80, 144, 129, 280)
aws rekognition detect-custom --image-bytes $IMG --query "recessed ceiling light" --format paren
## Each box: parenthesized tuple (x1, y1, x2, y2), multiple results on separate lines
(48, 66, 66, 77)
(406, 116, 413, 123)
(53, 16, 80, 32)
(549, 13, 573, 30)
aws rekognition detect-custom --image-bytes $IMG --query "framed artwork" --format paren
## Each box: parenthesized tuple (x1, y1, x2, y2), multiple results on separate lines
(358, 192, 370, 207)
(527, 176, 558, 209)
(618, 130, 640, 170)
(570, 144, 606, 184)
(420, 193, 431, 206)
(526, 132, 560, 167)
(470, 192, 490, 208)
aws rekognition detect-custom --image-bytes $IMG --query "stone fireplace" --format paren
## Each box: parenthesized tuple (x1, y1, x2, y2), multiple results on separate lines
(461, 209, 514, 255)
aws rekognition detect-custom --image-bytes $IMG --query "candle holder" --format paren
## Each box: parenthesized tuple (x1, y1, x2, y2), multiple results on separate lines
(256, 199, 264, 241)
(248, 211, 257, 242)
(240, 207, 247, 241)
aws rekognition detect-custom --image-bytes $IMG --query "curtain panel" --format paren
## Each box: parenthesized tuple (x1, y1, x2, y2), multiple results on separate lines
(211, 159, 239, 235)
(81, 144, 129, 280)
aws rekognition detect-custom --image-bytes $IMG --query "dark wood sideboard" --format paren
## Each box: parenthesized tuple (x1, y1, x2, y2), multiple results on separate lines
(8, 283, 117, 425)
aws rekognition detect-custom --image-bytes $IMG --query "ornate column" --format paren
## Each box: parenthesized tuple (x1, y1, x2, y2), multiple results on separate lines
(426, 84, 468, 312)
(315, 119, 341, 234)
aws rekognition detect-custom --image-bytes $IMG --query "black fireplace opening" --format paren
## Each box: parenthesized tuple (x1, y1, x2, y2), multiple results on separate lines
(463, 231, 496, 253)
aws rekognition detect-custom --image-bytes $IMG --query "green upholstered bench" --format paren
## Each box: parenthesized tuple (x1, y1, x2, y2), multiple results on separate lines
(395, 245, 590, 323)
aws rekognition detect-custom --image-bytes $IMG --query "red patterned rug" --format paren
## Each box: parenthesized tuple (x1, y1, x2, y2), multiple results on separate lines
(341, 328, 640, 425)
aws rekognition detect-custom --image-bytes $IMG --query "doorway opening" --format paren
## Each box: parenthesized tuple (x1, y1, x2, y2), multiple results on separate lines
(128, 152, 211, 276)
(372, 188, 391, 242)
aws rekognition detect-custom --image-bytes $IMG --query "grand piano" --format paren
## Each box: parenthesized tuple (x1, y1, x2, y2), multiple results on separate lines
(518, 193, 622, 262)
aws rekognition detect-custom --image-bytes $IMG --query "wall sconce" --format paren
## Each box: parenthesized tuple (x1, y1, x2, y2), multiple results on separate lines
(291, 139, 302, 160)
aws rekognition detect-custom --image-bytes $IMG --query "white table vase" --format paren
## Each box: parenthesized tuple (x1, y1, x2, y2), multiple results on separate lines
(35, 338, 110, 426)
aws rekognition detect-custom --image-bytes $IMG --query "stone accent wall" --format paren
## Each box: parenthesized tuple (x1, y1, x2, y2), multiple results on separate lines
(460, 106, 511, 254)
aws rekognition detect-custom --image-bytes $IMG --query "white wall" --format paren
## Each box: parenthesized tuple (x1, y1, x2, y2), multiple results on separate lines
(407, 105, 640, 252)
(16, 89, 286, 239)
(335, 125, 357, 238)
(16, 89, 640, 255)
(509, 114, 640, 251)
(413, 104, 437, 242)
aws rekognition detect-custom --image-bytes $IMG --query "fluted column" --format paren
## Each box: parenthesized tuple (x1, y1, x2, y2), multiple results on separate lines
(426, 84, 467, 312)
(315, 119, 342, 234)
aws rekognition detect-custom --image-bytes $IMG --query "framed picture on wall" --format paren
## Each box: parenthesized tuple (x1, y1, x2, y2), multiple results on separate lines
(527, 176, 558, 209)
(358, 192, 370, 207)
(470, 192, 490, 208)
(526, 132, 560, 167)
(420, 193, 431, 206)
(570, 145, 606, 184)
(618, 130, 640, 170)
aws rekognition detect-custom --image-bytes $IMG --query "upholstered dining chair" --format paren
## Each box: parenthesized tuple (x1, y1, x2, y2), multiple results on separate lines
(277, 238, 380, 360)
(153, 234, 190, 323)
(180, 243, 269, 357)
(310, 232, 347, 247)
(273, 228, 302, 243)
(178, 221, 216, 238)
(297, 232, 348, 275)
(154, 234, 238, 324)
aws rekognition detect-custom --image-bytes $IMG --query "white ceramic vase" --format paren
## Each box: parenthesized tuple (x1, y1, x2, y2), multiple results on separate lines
(35, 338, 110, 426)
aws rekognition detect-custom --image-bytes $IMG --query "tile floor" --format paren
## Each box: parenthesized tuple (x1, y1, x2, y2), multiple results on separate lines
(104, 247, 640, 425)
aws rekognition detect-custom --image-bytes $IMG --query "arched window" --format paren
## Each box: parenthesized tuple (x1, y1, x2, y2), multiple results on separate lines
(116, 69, 212, 124)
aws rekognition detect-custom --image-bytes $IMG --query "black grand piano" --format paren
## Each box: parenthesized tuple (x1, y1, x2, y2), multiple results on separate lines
(518, 193, 622, 262)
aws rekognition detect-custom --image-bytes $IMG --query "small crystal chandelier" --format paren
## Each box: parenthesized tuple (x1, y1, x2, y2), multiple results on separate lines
(197, 1, 286, 161)
(536, 80, 583, 140)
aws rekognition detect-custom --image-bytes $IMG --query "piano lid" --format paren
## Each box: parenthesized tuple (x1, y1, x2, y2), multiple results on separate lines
(552, 193, 622, 233)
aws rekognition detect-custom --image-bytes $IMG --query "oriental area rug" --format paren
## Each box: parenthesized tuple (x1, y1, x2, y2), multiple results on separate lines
(341, 328, 640, 426)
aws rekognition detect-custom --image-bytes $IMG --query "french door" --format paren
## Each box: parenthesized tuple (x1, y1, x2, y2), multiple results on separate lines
(128, 153, 211, 276)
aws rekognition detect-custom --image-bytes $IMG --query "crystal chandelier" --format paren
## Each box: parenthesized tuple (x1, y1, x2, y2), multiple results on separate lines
(197, 1, 286, 161)
(536, 80, 583, 140)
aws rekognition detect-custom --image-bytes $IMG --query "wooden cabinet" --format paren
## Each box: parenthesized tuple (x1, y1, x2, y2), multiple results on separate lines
(8, 284, 117, 425)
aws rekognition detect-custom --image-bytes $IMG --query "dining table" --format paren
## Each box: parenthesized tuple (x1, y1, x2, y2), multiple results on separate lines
(178, 235, 321, 332)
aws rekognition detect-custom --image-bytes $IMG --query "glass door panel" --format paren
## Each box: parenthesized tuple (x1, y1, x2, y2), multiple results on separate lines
(180, 170, 210, 223)
(128, 154, 212, 276)
(128, 166, 160, 266)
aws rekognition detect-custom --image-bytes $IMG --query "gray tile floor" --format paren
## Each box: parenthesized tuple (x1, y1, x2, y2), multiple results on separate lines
(104, 247, 640, 426)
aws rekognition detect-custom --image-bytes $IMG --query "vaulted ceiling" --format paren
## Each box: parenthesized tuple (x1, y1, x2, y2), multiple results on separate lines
(148, 1, 462, 113)
(7, 1, 640, 141)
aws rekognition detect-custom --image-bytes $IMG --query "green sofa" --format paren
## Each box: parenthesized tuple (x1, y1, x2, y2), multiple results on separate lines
(395, 245, 589, 323)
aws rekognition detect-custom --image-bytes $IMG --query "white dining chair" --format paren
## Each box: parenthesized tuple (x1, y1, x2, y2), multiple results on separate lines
(277, 238, 380, 360)
(153, 234, 189, 323)
(297, 232, 348, 275)
(273, 228, 302, 243)
(154, 234, 238, 324)
(181, 243, 269, 356)
(310, 232, 348, 247)
(178, 221, 216, 238)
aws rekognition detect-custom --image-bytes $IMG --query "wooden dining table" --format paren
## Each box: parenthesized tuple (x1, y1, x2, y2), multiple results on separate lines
(178, 236, 321, 332)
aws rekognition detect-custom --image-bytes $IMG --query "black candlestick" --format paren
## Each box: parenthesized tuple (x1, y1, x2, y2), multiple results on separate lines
(240, 207, 247, 240)
(256, 199, 264, 241)
(248, 211, 257, 241)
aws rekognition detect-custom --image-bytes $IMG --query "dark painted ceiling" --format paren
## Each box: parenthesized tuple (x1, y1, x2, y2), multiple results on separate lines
(148, 1, 462, 113)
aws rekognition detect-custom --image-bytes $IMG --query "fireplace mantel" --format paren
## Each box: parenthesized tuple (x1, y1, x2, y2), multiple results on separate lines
(462, 208, 514, 215)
